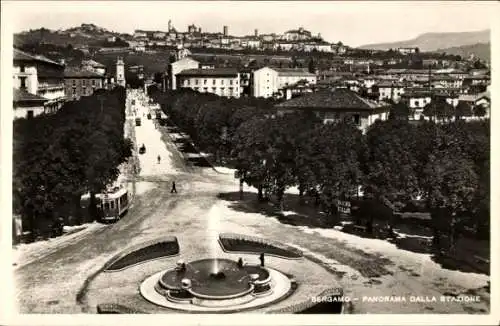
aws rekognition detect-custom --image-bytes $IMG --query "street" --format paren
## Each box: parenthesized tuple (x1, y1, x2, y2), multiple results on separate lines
(13, 89, 490, 314)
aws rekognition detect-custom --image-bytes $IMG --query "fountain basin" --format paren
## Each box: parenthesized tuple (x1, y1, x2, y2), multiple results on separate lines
(158, 258, 268, 300)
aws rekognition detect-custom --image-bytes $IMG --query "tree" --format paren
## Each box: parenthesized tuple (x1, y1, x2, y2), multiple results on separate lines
(362, 119, 419, 232)
(455, 101, 472, 120)
(308, 58, 316, 74)
(473, 104, 487, 118)
(421, 151, 478, 251)
(389, 102, 411, 120)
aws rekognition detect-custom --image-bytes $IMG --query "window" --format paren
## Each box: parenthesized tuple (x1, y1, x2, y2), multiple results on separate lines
(27, 110, 34, 119)
(413, 100, 418, 107)
(19, 77, 27, 89)
(82, 80, 86, 86)
(203, 87, 208, 92)
(221, 80, 224, 85)
(204, 79, 207, 85)
(20, 65, 25, 73)
(83, 87, 87, 95)
(213, 79, 216, 85)
(110, 201, 114, 209)
(195, 79, 199, 85)
(229, 80, 233, 85)
(72, 79, 76, 86)
(353, 114, 361, 126)
(184, 80, 189, 86)
(187, 79, 190, 85)
(235, 80, 238, 85)
(92, 79, 96, 86)
(73, 89, 76, 95)
(212, 87, 217, 92)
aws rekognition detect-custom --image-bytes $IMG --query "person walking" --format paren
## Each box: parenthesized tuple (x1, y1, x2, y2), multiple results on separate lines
(170, 181, 177, 193)
(157, 155, 161, 164)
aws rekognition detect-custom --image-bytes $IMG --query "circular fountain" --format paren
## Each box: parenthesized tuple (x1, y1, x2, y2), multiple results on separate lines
(141, 257, 291, 312)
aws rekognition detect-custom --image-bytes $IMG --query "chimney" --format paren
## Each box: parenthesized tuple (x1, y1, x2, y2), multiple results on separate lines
(223, 25, 228, 36)
(254, 29, 258, 37)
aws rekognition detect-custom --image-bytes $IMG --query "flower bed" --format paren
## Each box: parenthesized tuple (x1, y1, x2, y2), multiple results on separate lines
(105, 238, 180, 272)
(218, 233, 302, 259)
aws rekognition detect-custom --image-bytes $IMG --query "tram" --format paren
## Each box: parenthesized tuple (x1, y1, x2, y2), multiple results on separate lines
(80, 186, 130, 223)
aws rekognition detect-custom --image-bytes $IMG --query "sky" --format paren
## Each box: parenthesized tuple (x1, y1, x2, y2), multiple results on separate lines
(3, 1, 496, 47)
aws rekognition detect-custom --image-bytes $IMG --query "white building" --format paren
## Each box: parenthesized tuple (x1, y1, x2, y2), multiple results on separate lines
(377, 81, 406, 102)
(252, 67, 279, 98)
(252, 67, 317, 98)
(168, 57, 200, 90)
(13, 49, 66, 118)
(177, 68, 241, 98)
(81, 59, 106, 76)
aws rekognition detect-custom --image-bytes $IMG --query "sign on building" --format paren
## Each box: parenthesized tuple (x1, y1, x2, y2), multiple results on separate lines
(337, 200, 351, 214)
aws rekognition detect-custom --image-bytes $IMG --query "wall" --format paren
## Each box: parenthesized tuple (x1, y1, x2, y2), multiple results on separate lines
(65, 78, 104, 100)
(13, 65, 38, 94)
(13, 102, 46, 119)
(253, 67, 279, 98)
(178, 75, 241, 98)
(170, 58, 200, 90)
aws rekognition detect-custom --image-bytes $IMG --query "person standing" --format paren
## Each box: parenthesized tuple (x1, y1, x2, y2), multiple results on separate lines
(171, 181, 177, 193)
(259, 253, 265, 267)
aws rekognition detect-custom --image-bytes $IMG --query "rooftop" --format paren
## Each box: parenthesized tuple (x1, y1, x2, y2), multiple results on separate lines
(177, 68, 239, 77)
(64, 68, 106, 78)
(82, 59, 106, 68)
(13, 88, 48, 103)
(274, 68, 315, 77)
(276, 88, 386, 111)
(14, 48, 64, 67)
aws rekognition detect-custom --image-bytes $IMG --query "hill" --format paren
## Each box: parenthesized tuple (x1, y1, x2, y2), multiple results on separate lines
(436, 43, 490, 62)
(14, 24, 131, 48)
(359, 29, 490, 52)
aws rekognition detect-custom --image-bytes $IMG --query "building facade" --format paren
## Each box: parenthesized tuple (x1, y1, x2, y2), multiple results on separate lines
(13, 88, 48, 119)
(168, 57, 200, 90)
(64, 68, 106, 101)
(276, 88, 390, 133)
(252, 67, 317, 98)
(13, 49, 66, 117)
(176, 68, 241, 98)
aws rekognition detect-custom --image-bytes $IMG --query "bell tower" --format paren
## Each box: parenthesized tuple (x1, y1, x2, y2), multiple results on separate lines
(116, 57, 126, 87)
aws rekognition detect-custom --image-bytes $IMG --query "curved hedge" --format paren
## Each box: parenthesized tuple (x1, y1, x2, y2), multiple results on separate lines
(219, 233, 302, 259)
(105, 236, 180, 272)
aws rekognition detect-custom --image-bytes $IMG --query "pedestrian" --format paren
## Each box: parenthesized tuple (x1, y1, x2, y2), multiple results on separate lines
(171, 181, 177, 193)
(259, 253, 265, 267)
(157, 155, 161, 164)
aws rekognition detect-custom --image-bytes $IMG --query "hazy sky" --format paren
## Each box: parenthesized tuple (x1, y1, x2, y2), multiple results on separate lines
(4, 1, 495, 47)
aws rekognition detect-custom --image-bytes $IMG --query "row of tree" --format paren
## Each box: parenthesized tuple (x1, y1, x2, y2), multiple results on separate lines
(148, 87, 489, 249)
(13, 87, 132, 239)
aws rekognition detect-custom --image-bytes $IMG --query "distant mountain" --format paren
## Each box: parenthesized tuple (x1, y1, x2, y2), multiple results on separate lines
(436, 43, 490, 62)
(358, 29, 490, 52)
